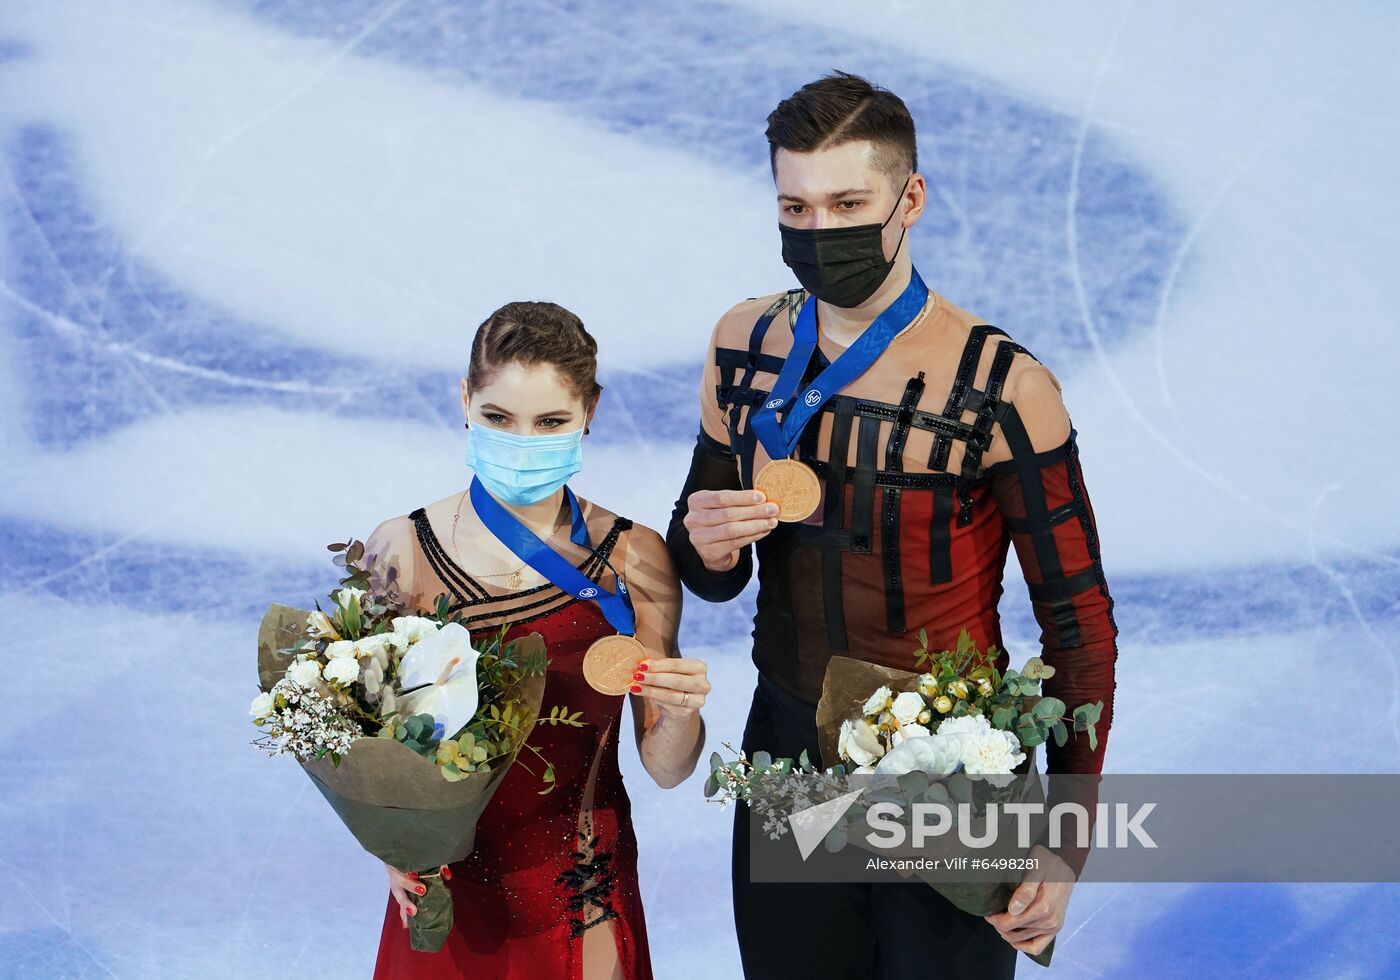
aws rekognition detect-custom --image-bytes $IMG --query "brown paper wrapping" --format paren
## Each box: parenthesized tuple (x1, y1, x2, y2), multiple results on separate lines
(812, 655, 1055, 968)
(256, 602, 546, 952)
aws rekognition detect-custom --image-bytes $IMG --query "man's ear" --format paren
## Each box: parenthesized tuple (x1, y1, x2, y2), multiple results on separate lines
(901, 172, 928, 227)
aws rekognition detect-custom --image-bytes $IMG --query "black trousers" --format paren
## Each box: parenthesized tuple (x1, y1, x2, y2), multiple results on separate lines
(731, 675, 1018, 980)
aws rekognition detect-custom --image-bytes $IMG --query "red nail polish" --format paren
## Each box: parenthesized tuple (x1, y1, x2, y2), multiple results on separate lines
(408, 905, 417, 916)
(632, 672, 644, 681)
(442, 866, 452, 881)
(408, 872, 419, 879)
(638, 663, 649, 671)
(416, 885, 426, 895)
(629, 684, 641, 693)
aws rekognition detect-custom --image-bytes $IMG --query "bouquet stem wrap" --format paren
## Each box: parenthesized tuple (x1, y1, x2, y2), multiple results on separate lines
(814, 655, 1056, 969)
(258, 602, 546, 953)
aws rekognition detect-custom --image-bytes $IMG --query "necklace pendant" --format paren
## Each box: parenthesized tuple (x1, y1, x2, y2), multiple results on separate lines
(507, 569, 523, 589)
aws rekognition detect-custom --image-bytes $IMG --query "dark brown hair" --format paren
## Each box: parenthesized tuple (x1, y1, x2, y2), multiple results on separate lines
(765, 70, 918, 185)
(467, 301, 603, 405)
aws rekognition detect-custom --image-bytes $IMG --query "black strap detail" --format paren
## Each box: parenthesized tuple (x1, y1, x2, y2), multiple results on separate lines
(409, 507, 631, 616)
(724, 293, 795, 488)
(879, 373, 926, 634)
(930, 324, 1007, 471)
(956, 339, 1028, 527)
(929, 484, 955, 584)
(557, 831, 619, 940)
(995, 401, 1083, 646)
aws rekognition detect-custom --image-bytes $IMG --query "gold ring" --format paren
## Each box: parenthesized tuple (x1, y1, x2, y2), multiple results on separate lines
(681, 692, 690, 707)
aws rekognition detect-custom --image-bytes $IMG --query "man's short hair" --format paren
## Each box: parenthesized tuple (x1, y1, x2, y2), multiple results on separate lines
(765, 70, 918, 185)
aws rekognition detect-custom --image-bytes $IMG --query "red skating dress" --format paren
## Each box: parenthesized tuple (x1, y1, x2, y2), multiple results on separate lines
(372, 505, 653, 980)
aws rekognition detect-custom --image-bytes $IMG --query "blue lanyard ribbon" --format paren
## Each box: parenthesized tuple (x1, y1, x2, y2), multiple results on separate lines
(750, 267, 929, 461)
(468, 477, 635, 636)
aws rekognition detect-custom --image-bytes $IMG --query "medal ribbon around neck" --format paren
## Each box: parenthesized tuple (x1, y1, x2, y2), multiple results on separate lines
(749, 266, 929, 462)
(469, 476, 635, 636)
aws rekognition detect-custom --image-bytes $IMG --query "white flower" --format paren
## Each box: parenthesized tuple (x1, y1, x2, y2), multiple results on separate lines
(323, 656, 360, 688)
(286, 658, 322, 688)
(305, 610, 339, 640)
(398, 622, 481, 738)
(391, 615, 443, 644)
(249, 691, 274, 722)
(960, 729, 1026, 777)
(890, 722, 931, 746)
(891, 691, 925, 726)
(862, 686, 894, 717)
(335, 586, 366, 608)
(380, 686, 397, 717)
(876, 730, 962, 776)
(324, 639, 358, 661)
(840, 719, 887, 767)
(917, 673, 940, 698)
(355, 632, 407, 662)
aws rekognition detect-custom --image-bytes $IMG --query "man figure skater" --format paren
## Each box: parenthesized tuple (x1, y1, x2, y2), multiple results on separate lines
(666, 71, 1119, 977)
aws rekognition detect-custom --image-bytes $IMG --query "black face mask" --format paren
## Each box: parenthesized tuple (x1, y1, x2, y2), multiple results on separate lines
(779, 181, 909, 308)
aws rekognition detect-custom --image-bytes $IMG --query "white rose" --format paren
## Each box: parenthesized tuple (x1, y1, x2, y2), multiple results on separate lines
(891, 691, 925, 726)
(842, 719, 887, 768)
(391, 616, 442, 644)
(890, 722, 931, 746)
(862, 686, 894, 717)
(323, 656, 361, 687)
(286, 658, 322, 688)
(249, 691, 274, 722)
(325, 639, 358, 661)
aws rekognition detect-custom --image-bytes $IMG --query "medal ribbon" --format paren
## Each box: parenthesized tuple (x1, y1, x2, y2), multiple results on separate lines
(469, 476, 635, 636)
(750, 266, 929, 461)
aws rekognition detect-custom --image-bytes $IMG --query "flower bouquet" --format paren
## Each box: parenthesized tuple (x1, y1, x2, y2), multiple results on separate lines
(706, 628, 1105, 968)
(251, 538, 570, 952)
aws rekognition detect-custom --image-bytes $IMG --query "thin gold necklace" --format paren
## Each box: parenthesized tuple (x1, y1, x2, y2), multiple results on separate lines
(450, 490, 567, 590)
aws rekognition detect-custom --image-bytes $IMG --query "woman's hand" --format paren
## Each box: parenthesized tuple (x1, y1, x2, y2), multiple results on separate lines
(629, 656, 711, 718)
(385, 863, 451, 929)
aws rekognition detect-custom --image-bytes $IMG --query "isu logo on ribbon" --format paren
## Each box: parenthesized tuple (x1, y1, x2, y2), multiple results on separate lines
(765, 397, 784, 409)
(804, 389, 822, 407)
(579, 587, 599, 599)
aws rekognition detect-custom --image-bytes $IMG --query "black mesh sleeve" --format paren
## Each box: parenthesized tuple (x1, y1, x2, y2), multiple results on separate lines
(665, 429, 754, 603)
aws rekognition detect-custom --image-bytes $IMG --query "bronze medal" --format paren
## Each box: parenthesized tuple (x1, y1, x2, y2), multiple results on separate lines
(754, 458, 821, 522)
(582, 633, 648, 695)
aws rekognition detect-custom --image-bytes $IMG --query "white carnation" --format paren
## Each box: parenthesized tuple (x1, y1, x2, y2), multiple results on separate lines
(960, 729, 1026, 777)
(323, 656, 361, 687)
(286, 658, 322, 688)
(862, 686, 894, 717)
(891, 691, 925, 726)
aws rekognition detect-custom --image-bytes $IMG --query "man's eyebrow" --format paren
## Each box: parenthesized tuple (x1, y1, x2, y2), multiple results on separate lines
(777, 187, 875, 203)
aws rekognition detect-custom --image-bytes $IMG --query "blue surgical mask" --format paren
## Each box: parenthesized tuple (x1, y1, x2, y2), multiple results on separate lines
(465, 423, 585, 505)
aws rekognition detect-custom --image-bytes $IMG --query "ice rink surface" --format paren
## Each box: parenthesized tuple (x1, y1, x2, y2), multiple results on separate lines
(1, 1, 1397, 976)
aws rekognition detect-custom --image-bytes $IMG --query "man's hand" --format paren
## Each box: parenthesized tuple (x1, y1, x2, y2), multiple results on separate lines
(682, 488, 778, 572)
(983, 844, 1075, 956)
